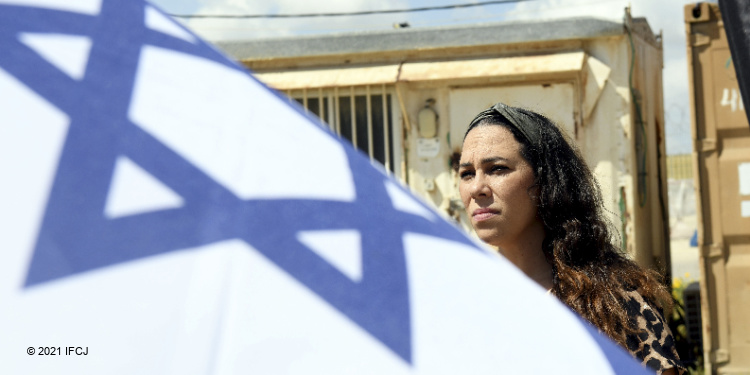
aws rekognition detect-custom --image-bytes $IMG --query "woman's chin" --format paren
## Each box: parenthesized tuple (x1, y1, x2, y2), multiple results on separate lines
(475, 231, 503, 248)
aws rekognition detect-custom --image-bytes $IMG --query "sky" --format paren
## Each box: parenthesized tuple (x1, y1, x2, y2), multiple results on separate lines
(149, 0, 715, 155)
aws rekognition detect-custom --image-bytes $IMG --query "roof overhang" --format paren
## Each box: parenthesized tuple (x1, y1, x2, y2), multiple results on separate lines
(254, 51, 589, 90)
(254, 64, 401, 90)
(217, 17, 636, 62)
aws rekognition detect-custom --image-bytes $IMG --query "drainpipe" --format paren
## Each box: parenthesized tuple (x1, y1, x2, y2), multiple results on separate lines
(394, 61, 411, 184)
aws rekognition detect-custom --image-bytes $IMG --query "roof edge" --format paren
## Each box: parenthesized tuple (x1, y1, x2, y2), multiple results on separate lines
(216, 17, 628, 61)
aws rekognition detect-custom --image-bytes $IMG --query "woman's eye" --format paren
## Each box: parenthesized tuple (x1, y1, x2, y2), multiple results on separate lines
(490, 165, 509, 173)
(459, 170, 474, 179)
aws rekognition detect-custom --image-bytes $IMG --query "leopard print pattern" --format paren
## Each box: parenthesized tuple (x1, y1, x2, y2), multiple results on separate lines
(623, 291, 686, 374)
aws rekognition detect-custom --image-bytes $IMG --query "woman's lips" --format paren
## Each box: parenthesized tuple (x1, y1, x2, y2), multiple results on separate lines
(472, 208, 498, 222)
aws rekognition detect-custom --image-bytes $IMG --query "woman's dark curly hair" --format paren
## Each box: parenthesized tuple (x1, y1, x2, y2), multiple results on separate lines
(463, 104, 672, 347)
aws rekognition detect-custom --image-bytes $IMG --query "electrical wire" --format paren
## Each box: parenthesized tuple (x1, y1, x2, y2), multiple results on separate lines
(170, 0, 533, 19)
(504, 0, 626, 18)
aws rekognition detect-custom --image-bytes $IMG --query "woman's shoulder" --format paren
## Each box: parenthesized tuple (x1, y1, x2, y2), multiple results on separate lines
(622, 290, 687, 375)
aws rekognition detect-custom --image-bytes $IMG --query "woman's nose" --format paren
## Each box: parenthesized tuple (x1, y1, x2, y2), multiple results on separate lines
(469, 174, 491, 198)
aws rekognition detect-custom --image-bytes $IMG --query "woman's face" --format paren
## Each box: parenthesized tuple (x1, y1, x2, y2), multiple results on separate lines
(458, 125, 543, 249)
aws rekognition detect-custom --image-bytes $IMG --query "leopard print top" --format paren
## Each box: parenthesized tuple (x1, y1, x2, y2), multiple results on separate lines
(623, 291, 686, 374)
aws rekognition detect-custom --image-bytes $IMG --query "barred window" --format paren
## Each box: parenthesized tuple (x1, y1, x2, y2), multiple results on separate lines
(290, 85, 398, 174)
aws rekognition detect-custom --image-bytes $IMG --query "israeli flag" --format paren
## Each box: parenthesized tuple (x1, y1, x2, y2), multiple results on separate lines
(0, 1, 649, 373)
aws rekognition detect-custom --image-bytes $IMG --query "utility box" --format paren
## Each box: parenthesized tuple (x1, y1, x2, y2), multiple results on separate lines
(218, 11, 671, 274)
(685, 3, 750, 374)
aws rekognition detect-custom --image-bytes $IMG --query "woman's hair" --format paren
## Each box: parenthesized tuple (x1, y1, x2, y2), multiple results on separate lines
(463, 103, 672, 347)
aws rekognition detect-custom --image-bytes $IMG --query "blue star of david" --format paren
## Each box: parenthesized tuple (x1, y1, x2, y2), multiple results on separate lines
(1, 0, 478, 364)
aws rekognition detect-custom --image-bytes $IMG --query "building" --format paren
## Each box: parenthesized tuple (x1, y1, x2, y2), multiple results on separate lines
(217, 9, 671, 273)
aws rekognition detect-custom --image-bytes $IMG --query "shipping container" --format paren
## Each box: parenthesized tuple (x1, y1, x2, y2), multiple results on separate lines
(685, 3, 750, 374)
(218, 9, 672, 274)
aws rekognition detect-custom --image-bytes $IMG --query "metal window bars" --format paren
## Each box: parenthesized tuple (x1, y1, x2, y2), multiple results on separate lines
(287, 85, 396, 174)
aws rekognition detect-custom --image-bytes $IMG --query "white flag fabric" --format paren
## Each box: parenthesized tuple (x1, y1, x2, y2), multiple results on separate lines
(0, 1, 651, 374)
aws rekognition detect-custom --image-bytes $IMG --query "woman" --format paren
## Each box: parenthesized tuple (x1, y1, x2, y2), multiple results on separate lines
(457, 103, 684, 374)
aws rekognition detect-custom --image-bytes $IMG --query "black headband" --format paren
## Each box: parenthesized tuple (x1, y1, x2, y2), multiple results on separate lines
(466, 103, 542, 147)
